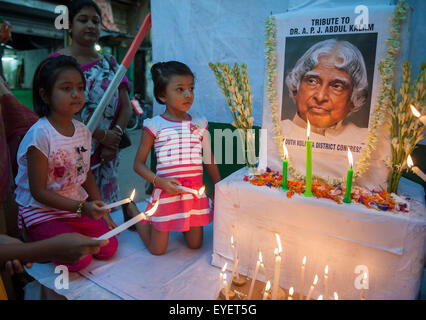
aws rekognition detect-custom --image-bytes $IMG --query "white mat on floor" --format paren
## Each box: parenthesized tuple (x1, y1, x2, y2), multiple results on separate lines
(25, 200, 221, 300)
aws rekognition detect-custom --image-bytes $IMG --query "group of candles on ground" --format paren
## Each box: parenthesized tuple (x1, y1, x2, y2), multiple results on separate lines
(214, 233, 369, 300)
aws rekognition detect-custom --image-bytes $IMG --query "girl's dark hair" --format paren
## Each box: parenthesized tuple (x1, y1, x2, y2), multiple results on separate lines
(151, 61, 195, 105)
(32, 55, 86, 117)
(69, 0, 102, 34)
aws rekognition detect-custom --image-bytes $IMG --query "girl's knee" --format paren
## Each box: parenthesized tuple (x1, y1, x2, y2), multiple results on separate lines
(149, 246, 167, 256)
(186, 239, 203, 250)
(95, 236, 118, 260)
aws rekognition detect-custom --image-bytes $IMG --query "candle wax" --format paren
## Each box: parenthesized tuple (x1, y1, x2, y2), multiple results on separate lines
(282, 159, 288, 190)
(343, 167, 354, 203)
(304, 139, 313, 197)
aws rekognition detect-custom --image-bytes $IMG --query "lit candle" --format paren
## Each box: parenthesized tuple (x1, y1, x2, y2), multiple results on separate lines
(317, 295, 323, 300)
(102, 189, 135, 209)
(288, 287, 294, 300)
(263, 281, 271, 300)
(324, 265, 329, 300)
(306, 274, 318, 300)
(407, 155, 426, 182)
(97, 199, 159, 240)
(334, 292, 339, 300)
(176, 185, 206, 197)
(410, 104, 426, 125)
(223, 274, 230, 300)
(214, 263, 227, 299)
(259, 251, 269, 282)
(343, 149, 354, 203)
(304, 120, 313, 197)
(271, 234, 282, 300)
(230, 257, 239, 287)
(300, 256, 306, 300)
(247, 252, 261, 300)
(282, 140, 289, 190)
(360, 272, 368, 300)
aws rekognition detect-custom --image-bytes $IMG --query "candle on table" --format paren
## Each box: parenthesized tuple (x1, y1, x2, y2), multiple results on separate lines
(288, 287, 294, 300)
(271, 234, 282, 300)
(317, 295, 323, 300)
(324, 265, 329, 300)
(334, 292, 339, 300)
(410, 104, 426, 125)
(97, 199, 159, 240)
(306, 274, 318, 300)
(223, 274, 230, 300)
(282, 140, 289, 190)
(176, 185, 206, 197)
(304, 120, 313, 197)
(214, 263, 227, 299)
(102, 189, 135, 210)
(407, 155, 426, 182)
(360, 272, 368, 300)
(300, 256, 306, 300)
(343, 149, 354, 203)
(263, 281, 271, 300)
(247, 252, 261, 300)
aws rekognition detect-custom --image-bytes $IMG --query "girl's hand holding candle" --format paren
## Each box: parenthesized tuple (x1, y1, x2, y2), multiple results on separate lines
(176, 185, 206, 197)
(102, 189, 135, 210)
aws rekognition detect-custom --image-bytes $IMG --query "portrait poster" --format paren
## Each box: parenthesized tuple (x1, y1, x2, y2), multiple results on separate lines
(261, 5, 396, 188)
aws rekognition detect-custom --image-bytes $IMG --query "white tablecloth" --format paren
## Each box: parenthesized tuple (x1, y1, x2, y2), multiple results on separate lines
(212, 168, 426, 300)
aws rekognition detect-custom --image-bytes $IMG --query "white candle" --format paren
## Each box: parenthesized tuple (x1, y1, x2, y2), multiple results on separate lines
(97, 199, 159, 240)
(288, 287, 294, 300)
(324, 265, 329, 300)
(214, 263, 227, 299)
(410, 104, 426, 125)
(102, 189, 135, 209)
(247, 253, 261, 300)
(259, 251, 269, 282)
(230, 257, 239, 286)
(317, 295, 323, 300)
(263, 281, 271, 300)
(360, 272, 368, 300)
(271, 246, 282, 300)
(334, 292, 339, 300)
(223, 274, 229, 300)
(300, 256, 306, 300)
(306, 274, 318, 300)
(407, 155, 426, 182)
(176, 185, 205, 197)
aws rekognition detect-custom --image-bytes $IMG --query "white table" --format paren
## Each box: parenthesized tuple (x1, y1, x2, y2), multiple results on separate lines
(212, 168, 426, 300)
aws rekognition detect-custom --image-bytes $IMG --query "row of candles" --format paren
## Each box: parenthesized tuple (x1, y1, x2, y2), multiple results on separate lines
(282, 104, 426, 198)
(215, 233, 369, 300)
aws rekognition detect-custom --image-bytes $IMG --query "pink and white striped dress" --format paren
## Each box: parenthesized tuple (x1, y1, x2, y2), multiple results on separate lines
(142, 114, 212, 232)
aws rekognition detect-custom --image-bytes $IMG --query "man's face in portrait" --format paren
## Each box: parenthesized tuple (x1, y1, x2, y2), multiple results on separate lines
(293, 53, 354, 128)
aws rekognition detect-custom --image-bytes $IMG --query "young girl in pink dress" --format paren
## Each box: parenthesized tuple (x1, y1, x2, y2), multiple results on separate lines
(14, 56, 118, 271)
(132, 61, 221, 255)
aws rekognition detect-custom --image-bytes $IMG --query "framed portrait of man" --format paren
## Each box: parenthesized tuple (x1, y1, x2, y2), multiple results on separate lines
(261, 6, 398, 188)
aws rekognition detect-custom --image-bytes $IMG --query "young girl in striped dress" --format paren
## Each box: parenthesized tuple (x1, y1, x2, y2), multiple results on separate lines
(14, 56, 118, 271)
(132, 61, 221, 255)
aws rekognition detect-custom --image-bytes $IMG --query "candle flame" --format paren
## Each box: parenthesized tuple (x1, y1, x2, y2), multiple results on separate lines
(274, 248, 278, 255)
(265, 281, 271, 291)
(146, 199, 159, 216)
(318, 295, 323, 300)
(231, 236, 234, 245)
(325, 265, 328, 275)
(410, 104, 421, 118)
(302, 256, 306, 265)
(275, 233, 282, 253)
(198, 186, 206, 196)
(223, 273, 227, 281)
(313, 274, 318, 285)
(259, 251, 263, 263)
(289, 287, 294, 296)
(221, 263, 228, 273)
(407, 154, 414, 168)
(347, 149, 353, 168)
(334, 292, 338, 300)
(307, 120, 311, 139)
(129, 189, 136, 201)
(283, 140, 288, 159)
